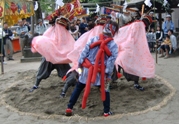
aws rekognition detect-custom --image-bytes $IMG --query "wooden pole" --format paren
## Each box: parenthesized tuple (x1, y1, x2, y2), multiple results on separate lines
(1, 0, 5, 74)
(1, 19, 4, 74)
(141, 4, 145, 15)
(153, 0, 158, 64)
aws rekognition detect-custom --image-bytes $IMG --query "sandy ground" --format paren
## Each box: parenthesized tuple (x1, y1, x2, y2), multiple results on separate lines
(0, 52, 179, 124)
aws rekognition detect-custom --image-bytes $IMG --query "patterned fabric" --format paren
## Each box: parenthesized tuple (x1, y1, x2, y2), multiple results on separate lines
(114, 21, 155, 78)
(31, 23, 75, 64)
(78, 36, 118, 86)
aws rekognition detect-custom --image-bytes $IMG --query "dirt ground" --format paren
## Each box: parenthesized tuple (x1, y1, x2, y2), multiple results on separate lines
(0, 52, 178, 124)
(1, 69, 170, 118)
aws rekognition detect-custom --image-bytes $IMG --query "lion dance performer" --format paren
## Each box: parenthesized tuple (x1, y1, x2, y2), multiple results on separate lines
(59, 15, 108, 97)
(30, 0, 82, 92)
(65, 20, 119, 117)
(111, 9, 155, 91)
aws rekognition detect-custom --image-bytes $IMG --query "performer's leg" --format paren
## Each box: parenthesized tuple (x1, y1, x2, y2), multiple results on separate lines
(66, 82, 85, 116)
(30, 58, 53, 92)
(55, 64, 71, 78)
(134, 80, 144, 91)
(103, 91, 113, 117)
(60, 71, 78, 98)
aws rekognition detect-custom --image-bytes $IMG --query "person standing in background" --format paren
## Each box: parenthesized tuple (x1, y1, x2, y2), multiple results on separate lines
(22, 18, 31, 32)
(35, 19, 47, 35)
(16, 20, 28, 57)
(162, 14, 175, 38)
(3, 22, 14, 61)
(79, 17, 88, 35)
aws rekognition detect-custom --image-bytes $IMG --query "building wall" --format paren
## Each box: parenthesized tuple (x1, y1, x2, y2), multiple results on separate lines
(172, 8, 179, 29)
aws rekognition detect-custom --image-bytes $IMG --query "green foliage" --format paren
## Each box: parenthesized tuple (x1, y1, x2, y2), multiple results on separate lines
(39, 0, 55, 13)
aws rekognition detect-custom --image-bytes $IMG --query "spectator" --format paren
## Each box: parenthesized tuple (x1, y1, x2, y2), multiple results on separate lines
(79, 17, 88, 35)
(76, 19, 81, 26)
(159, 30, 177, 59)
(35, 19, 47, 35)
(162, 14, 175, 38)
(3, 22, 14, 60)
(16, 20, 28, 57)
(69, 22, 79, 40)
(159, 35, 172, 59)
(155, 26, 163, 46)
(0, 27, 6, 64)
(22, 18, 31, 31)
(147, 28, 156, 52)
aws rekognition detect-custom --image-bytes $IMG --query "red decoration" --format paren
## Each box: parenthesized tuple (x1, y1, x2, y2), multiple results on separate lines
(0, 6, 3, 12)
(142, 77, 146, 81)
(62, 75, 67, 81)
(22, 4, 27, 13)
(81, 34, 113, 109)
(0, 6, 3, 17)
(10, 2, 18, 14)
(117, 72, 122, 78)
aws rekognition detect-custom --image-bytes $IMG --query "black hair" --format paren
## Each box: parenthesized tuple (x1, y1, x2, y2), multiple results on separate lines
(22, 18, 26, 21)
(166, 35, 170, 39)
(168, 29, 173, 34)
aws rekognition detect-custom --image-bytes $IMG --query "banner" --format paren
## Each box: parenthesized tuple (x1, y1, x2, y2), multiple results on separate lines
(0, 0, 34, 26)
(100, 7, 119, 15)
(0, 0, 5, 19)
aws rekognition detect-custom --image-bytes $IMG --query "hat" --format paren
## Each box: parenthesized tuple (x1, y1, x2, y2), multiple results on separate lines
(38, 19, 43, 23)
(166, 14, 171, 18)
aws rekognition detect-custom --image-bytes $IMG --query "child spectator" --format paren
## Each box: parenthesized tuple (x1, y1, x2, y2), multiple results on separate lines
(147, 28, 156, 52)
(159, 35, 172, 59)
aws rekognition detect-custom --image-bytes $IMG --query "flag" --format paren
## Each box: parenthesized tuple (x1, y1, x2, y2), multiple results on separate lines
(95, 3, 100, 13)
(163, 0, 168, 6)
(34, 1, 38, 11)
(144, 0, 152, 7)
(87, 8, 89, 15)
(123, 0, 128, 11)
(56, 0, 64, 7)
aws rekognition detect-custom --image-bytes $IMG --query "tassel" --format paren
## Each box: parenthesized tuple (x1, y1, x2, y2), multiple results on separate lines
(91, 49, 102, 83)
(142, 77, 146, 81)
(62, 75, 67, 81)
(82, 66, 93, 109)
(117, 72, 122, 78)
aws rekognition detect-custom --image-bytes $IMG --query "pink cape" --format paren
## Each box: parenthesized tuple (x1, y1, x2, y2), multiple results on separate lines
(31, 24, 75, 64)
(67, 25, 104, 71)
(114, 21, 155, 78)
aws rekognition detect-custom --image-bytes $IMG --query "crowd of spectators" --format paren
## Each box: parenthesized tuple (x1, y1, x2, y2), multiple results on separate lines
(146, 13, 178, 59)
